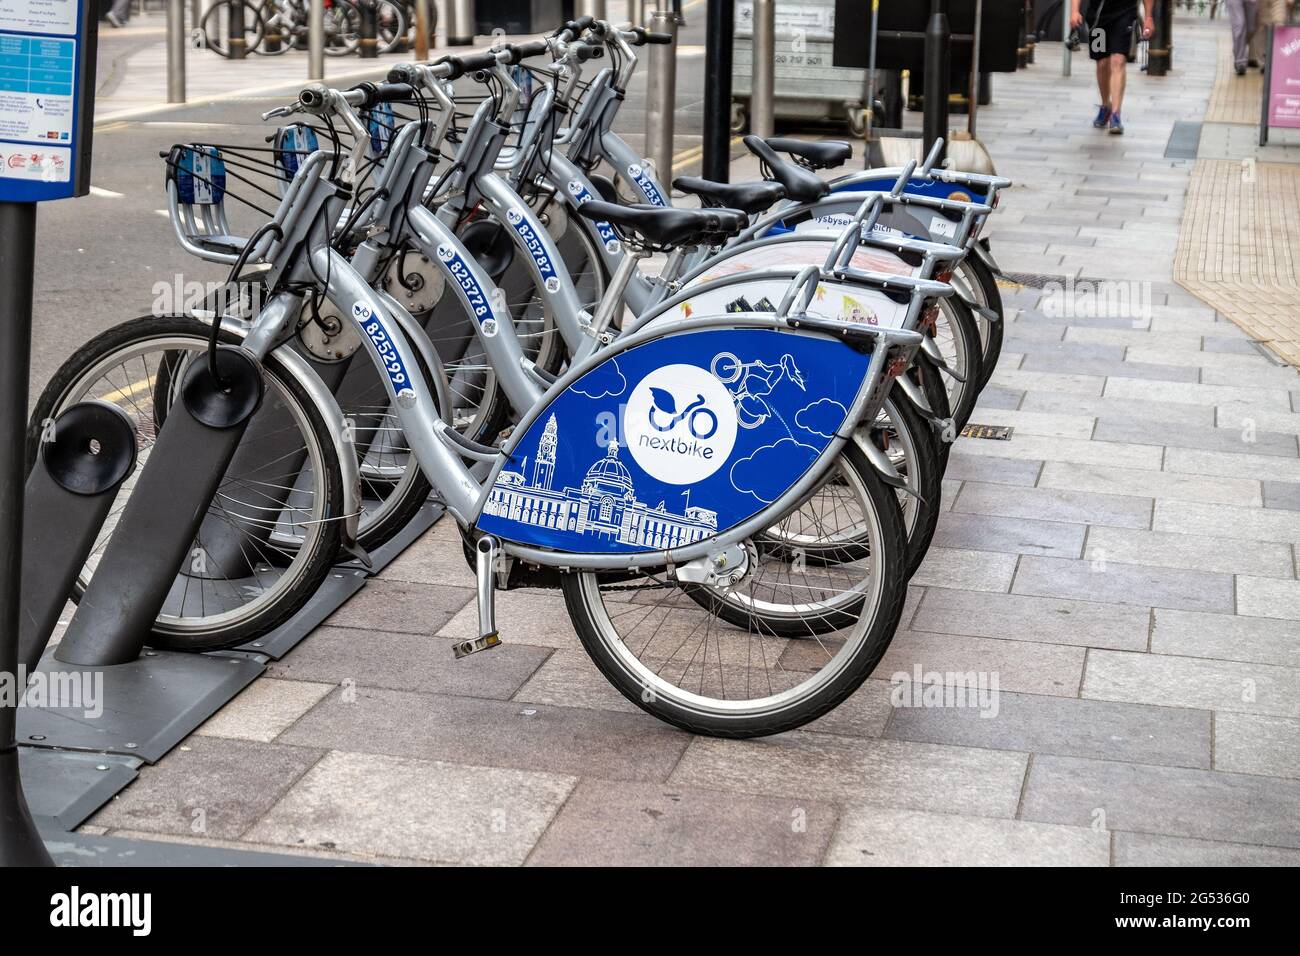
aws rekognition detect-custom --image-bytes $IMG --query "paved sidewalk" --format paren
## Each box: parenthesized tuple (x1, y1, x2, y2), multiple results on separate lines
(78, 15, 1300, 866)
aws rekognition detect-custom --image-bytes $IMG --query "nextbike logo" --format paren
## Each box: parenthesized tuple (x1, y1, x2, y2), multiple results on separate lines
(354, 302, 414, 400)
(566, 180, 621, 253)
(627, 163, 666, 207)
(507, 205, 561, 294)
(624, 364, 737, 484)
(436, 242, 495, 326)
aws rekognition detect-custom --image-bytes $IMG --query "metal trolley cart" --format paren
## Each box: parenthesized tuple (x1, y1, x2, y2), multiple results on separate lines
(732, 0, 874, 136)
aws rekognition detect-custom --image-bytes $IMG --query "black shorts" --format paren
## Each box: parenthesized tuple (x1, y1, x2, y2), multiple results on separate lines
(1084, 0, 1139, 60)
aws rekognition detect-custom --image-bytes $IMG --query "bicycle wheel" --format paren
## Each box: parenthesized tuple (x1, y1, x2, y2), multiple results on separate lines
(957, 252, 1005, 391)
(200, 0, 265, 58)
(873, 388, 942, 578)
(28, 315, 344, 651)
(323, 0, 362, 56)
(562, 441, 908, 738)
(930, 295, 983, 431)
(375, 0, 407, 54)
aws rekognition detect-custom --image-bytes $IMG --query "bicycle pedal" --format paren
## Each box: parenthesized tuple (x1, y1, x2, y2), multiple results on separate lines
(453, 633, 502, 659)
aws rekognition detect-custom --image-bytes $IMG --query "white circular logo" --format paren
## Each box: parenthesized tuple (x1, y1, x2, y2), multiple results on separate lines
(481, 317, 499, 337)
(628, 164, 643, 178)
(436, 243, 454, 261)
(624, 364, 737, 485)
(544, 276, 561, 294)
(507, 207, 524, 224)
(604, 238, 621, 254)
(566, 180, 583, 197)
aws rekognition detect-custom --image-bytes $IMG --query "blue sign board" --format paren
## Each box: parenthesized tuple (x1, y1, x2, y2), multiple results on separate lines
(0, 0, 96, 201)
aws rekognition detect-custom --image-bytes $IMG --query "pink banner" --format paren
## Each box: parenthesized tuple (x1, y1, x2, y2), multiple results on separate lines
(1268, 26, 1300, 130)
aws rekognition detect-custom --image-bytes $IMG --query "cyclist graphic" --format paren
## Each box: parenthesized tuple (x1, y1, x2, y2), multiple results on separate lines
(648, 388, 720, 439)
(710, 352, 807, 430)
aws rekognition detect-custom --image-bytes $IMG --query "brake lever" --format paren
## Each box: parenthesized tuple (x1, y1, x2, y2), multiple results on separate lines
(261, 104, 299, 122)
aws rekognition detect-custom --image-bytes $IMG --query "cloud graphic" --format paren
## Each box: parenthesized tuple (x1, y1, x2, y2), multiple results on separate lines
(730, 438, 819, 503)
(571, 359, 626, 400)
(794, 398, 848, 438)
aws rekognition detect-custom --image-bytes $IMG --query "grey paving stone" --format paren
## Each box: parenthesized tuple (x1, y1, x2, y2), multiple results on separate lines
(910, 547, 1018, 593)
(1203, 335, 1264, 355)
(279, 686, 690, 781)
(527, 781, 838, 866)
(1152, 608, 1300, 668)
(1093, 417, 1299, 457)
(1105, 377, 1294, 410)
(988, 368, 1107, 397)
(1165, 445, 1300, 483)
(513, 649, 640, 714)
(1083, 650, 1300, 719)
(940, 477, 960, 511)
(960, 408, 1095, 439)
(876, 630, 1085, 697)
(379, 518, 476, 586)
(1217, 404, 1300, 437)
(1205, 365, 1300, 390)
(943, 455, 1042, 488)
(1067, 327, 1202, 351)
(1012, 555, 1233, 613)
(1214, 713, 1300, 779)
(1263, 481, 1300, 511)
(971, 387, 1025, 411)
(267, 626, 551, 699)
(668, 733, 1027, 818)
(1084, 526, 1294, 578)
(1020, 390, 1215, 427)
(1003, 337, 1117, 359)
(887, 690, 1210, 768)
(438, 589, 585, 649)
(1237, 576, 1300, 622)
(1038, 461, 1262, 508)
(195, 678, 334, 743)
(1114, 832, 1300, 866)
(88, 736, 324, 840)
(1153, 499, 1300, 544)
(933, 512, 1086, 559)
(953, 482, 1152, 529)
(1022, 354, 1201, 383)
(244, 750, 575, 865)
(913, 587, 1151, 651)
(325, 578, 475, 633)
(825, 807, 1108, 867)
(1021, 754, 1300, 848)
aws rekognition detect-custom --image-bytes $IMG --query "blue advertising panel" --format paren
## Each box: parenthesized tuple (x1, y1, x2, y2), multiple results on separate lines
(0, 0, 96, 201)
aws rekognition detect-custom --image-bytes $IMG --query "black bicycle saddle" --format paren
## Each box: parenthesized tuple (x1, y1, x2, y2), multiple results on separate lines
(743, 135, 830, 204)
(765, 137, 852, 170)
(574, 201, 747, 248)
(672, 177, 786, 215)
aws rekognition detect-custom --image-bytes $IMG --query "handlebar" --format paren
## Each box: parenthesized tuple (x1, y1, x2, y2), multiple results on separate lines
(629, 27, 673, 45)
(347, 81, 415, 109)
(554, 15, 595, 39)
(438, 49, 502, 79)
(503, 39, 552, 64)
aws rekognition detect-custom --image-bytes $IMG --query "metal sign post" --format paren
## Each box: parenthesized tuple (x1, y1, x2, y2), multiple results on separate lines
(923, 0, 951, 167)
(0, 0, 99, 867)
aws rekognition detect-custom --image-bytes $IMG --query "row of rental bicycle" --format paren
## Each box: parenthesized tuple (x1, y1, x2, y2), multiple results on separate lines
(37, 16, 1011, 738)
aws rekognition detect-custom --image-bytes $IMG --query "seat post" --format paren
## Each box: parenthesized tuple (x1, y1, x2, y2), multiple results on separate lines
(588, 248, 649, 343)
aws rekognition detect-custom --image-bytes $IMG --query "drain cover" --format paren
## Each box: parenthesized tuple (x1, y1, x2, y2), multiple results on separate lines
(961, 424, 1014, 440)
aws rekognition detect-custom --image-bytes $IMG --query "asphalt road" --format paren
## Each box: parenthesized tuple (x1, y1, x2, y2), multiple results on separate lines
(24, 11, 707, 403)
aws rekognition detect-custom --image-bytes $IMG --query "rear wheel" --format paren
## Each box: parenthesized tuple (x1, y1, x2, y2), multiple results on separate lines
(200, 0, 265, 57)
(562, 442, 909, 738)
(958, 253, 1005, 390)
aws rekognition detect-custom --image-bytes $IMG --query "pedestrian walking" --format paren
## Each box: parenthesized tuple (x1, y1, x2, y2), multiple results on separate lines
(1227, 0, 1260, 75)
(106, 0, 132, 28)
(1070, 0, 1154, 135)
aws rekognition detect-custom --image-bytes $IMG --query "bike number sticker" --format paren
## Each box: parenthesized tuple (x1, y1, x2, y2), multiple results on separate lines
(436, 242, 497, 326)
(354, 303, 414, 400)
(627, 163, 667, 207)
(566, 180, 622, 253)
(507, 206, 561, 293)
(930, 215, 957, 239)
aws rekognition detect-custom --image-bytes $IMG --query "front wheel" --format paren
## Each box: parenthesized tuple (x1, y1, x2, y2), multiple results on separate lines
(323, 0, 363, 56)
(200, 0, 265, 57)
(561, 443, 909, 738)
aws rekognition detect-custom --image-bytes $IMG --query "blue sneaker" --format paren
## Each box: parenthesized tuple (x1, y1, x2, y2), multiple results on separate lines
(1092, 105, 1112, 128)
(1108, 112, 1124, 135)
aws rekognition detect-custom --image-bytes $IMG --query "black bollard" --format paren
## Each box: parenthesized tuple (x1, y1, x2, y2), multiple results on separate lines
(19, 403, 138, 674)
(923, 0, 951, 167)
(703, 0, 735, 183)
(229, 0, 248, 60)
(1148, 0, 1172, 76)
(360, 0, 378, 59)
(54, 347, 264, 667)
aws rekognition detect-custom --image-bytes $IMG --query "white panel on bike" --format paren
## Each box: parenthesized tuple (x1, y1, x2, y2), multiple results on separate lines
(687, 237, 921, 286)
(666, 277, 908, 331)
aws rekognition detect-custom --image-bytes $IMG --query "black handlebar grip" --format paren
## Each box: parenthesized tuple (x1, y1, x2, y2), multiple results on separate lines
(440, 50, 500, 79)
(372, 82, 414, 104)
(573, 41, 601, 62)
(645, 31, 673, 44)
(554, 15, 594, 38)
(504, 39, 551, 64)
